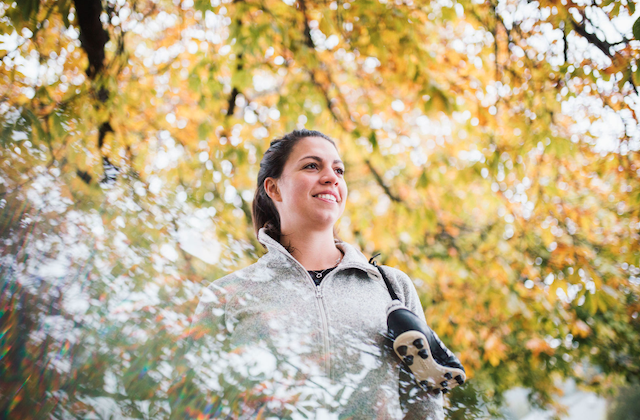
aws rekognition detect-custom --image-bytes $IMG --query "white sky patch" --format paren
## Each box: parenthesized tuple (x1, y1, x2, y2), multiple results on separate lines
(132, 10, 179, 36)
(160, 243, 179, 262)
(324, 34, 340, 50)
(177, 214, 221, 265)
(152, 131, 184, 170)
(177, 227, 221, 265)
(63, 282, 90, 315)
(27, 172, 74, 214)
(391, 100, 405, 112)
(253, 72, 278, 92)
(363, 56, 380, 74)
(458, 149, 485, 163)
(562, 94, 640, 153)
(15, 54, 41, 83)
(0, 30, 21, 51)
(244, 108, 257, 124)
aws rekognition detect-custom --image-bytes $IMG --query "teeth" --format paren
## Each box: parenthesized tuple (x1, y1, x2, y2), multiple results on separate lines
(315, 194, 337, 202)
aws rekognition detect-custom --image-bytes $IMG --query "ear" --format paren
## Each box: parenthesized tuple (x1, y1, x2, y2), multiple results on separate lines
(264, 177, 282, 202)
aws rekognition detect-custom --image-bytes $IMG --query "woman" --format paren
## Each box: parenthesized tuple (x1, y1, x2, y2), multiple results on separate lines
(185, 130, 446, 419)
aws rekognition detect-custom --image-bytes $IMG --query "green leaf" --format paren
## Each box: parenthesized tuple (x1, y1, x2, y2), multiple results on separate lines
(231, 69, 251, 90)
(194, 0, 212, 11)
(634, 16, 640, 40)
(188, 73, 201, 92)
(58, 0, 71, 27)
(319, 14, 335, 36)
(22, 108, 46, 141)
(51, 110, 66, 139)
(422, 208, 437, 232)
(633, 67, 640, 86)
(611, 2, 621, 17)
(368, 131, 378, 150)
(7, 0, 39, 28)
(584, 293, 598, 315)
(417, 170, 429, 188)
(198, 123, 211, 140)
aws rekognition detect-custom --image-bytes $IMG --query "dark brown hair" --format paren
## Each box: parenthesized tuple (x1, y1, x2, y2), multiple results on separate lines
(252, 129, 336, 245)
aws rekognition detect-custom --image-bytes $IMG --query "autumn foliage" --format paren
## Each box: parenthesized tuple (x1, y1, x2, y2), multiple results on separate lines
(1, 0, 639, 418)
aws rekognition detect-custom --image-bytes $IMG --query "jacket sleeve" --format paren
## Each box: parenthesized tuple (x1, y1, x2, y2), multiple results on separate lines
(169, 281, 234, 419)
(388, 267, 445, 420)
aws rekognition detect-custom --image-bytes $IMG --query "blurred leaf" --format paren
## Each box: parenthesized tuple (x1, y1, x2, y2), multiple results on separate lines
(369, 131, 378, 150)
(417, 170, 429, 188)
(58, 0, 71, 27)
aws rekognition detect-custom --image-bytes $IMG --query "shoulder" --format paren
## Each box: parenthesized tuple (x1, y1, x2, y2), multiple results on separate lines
(197, 260, 268, 307)
(209, 260, 268, 287)
(378, 264, 425, 310)
(378, 265, 413, 287)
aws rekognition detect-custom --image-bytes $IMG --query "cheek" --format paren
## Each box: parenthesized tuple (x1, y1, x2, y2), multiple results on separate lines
(283, 177, 312, 201)
(340, 183, 348, 207)
(293, 177, 314, 196)
(341, 181, 348, 199)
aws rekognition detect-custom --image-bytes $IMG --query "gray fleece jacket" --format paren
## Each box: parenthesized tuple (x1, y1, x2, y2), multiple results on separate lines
(189, 229, 444, 419)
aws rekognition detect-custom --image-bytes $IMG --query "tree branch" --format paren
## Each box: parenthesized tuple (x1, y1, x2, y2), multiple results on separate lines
(571, 16, 614, 59)
(73, 0, 109, 79)
(308, 69, 343, 125)
(226, 87, 240, 117)
(563, 22, 568, 64)
(297, 0, 315, 48)
(364, 160, 402, 203)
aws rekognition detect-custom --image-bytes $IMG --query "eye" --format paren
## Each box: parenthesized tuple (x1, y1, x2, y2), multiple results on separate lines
(303, 163, 319, 170)
(335, 167, 345, 175)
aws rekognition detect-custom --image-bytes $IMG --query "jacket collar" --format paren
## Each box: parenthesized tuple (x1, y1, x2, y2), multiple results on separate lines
(257, 228, 380, 277)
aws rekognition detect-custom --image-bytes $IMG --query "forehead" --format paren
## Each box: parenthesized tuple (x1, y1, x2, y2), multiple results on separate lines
(288, 137, 341, 161)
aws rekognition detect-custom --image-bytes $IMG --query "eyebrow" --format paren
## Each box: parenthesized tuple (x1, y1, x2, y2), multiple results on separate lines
(299, 155, 344, 165)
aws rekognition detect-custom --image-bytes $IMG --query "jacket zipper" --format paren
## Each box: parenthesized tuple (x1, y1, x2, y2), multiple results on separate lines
(313, 264, 390, 378)
(276, 254, 333, 377)
(274, 252, 382, 378)
(314, 284, 331, 376)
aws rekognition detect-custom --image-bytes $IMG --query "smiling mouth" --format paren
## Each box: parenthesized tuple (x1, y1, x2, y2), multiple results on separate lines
(314, 193, 338, 203)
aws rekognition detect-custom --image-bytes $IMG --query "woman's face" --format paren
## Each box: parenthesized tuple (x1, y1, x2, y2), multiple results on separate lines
(266, 137, 347, 233)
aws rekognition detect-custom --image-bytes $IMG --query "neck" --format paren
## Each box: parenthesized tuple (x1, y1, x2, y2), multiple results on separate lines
(279, 227, 342, 271)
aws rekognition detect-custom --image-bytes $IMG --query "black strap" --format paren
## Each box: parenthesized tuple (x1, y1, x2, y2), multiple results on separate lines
(368, 253, 399, 301)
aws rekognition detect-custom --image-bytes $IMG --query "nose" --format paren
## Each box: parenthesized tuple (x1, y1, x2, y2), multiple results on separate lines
(321, 167, 339, 185)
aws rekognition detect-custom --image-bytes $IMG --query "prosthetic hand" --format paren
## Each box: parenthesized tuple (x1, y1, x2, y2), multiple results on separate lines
(387, 300, 466, 394)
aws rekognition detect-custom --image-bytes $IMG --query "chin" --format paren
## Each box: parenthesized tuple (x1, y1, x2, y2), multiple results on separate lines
(308, 214, 339, 229)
